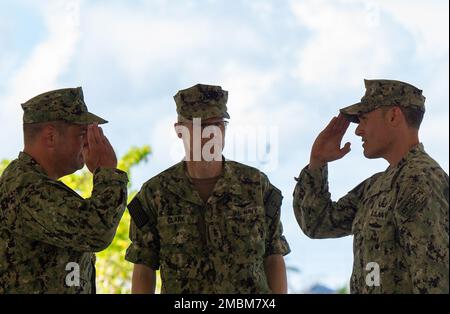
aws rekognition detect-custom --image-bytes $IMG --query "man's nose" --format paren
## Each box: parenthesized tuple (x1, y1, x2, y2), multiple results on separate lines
(355, 124, 363, 137)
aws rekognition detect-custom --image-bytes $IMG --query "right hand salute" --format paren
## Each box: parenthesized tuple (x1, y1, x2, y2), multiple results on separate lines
(83, 123, 118, 172)
(309, 114, 351, 170)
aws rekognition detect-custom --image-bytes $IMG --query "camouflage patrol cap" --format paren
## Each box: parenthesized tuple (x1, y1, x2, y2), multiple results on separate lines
(174, 83, 230, 120)
(340, 79, 426, 123)
(21, 87, 107, 124)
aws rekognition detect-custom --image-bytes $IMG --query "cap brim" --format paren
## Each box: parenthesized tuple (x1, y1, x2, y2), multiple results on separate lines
(178, 112, 230, 121)
(72, 112, 108, 124)
(339, 102, 368, 123)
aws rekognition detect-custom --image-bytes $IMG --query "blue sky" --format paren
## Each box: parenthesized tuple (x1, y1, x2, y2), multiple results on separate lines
(1, 0, 448, 292)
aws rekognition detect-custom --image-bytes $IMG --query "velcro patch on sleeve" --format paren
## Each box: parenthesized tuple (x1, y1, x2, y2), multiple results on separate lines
(128, 197, 149, 229)
(264, 185, 283, 219)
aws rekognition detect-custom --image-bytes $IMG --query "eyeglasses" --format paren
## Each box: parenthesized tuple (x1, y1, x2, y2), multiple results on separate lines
(201, 121, 229, 128)
(182, 120, 229, 129)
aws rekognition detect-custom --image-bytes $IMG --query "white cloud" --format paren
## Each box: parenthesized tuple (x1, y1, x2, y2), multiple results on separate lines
(291, 0, 395, 89)
(76, 3, 263, 89)
(290, 0, 449, 92)
(219, 62, 280, 114)
(0, 0, 81, 158)
(244, 0, 275, 20)
(420, 114, 450, 171)
(8, 0, 80, 100)
(379, 0, 449, 60)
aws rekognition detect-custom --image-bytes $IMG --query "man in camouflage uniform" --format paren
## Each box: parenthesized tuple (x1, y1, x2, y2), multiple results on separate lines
(126, 83, 290, 293)
(293, 79, 449, 293)
(0, 87, 128, 293)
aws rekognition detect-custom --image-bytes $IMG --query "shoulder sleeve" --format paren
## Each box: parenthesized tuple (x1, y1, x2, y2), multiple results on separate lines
(261, 173, 290, 257)
(293, 164, 367, 238)
(125, 185, 160, 270)
(128, 196, 149, 229)
(17, 168, 128, 252)
(394, 173, 449, 293)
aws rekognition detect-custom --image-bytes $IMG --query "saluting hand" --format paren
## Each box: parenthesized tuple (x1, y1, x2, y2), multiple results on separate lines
(309, 114, 351, 170)
(83, 124, 118, 173)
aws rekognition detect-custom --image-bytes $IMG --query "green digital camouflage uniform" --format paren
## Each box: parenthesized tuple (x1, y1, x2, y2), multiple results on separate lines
(0, 87, 128, 294)
(125, 84, 290, 293)
(294, 80, 449, 294)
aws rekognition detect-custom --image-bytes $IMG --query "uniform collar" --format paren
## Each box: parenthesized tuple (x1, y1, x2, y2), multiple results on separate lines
(387, 143, 425, 172)
(210, 160, 242, 197)
(380, 143, 425, 189)
(167, 157, 242, 205)
(18, 151, 48, 176)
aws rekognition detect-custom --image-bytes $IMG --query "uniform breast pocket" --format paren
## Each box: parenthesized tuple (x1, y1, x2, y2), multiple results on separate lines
(354, 187, 392, 234)
(226, 205, 266, 258)
(363, 214, 396, 258)
(365, 213, 395, 238)
(157, 215, 201, 271)
(158, 215, 200, 246)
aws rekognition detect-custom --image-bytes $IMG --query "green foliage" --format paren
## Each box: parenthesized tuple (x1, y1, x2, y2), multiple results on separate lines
(0, 159, 9, 175)
(336, 285, 349, 294)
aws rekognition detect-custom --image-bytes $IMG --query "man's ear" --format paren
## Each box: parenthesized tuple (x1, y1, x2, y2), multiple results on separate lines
(42, 124, 58, 148)
(174, 122, 183, 138)
(389, 106, 403, 127)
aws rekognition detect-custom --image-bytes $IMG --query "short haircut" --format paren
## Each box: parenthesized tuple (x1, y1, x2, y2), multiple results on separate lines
(381, 106, 424, 130)
(399, 106, 424, 129)
(23, 120, 69, 145)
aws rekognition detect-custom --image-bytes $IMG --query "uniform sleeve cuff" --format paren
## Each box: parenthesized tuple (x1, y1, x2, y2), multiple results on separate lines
(265, 236, 291, 257)
(295, 164, 328, 182)
(125, 244, 160, 270)
(94, 167, 129, 184)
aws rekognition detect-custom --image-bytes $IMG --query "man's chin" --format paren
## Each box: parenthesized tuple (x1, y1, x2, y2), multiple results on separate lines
(60, 164, 84, 178)
(78, 155, 85, 168)
(363, 150, 381, 160)
(74, 161, 85, 172)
